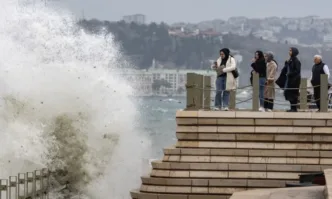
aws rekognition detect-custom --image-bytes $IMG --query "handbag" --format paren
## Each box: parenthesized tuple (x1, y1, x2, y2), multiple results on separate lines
(232, 68, 239, 78)
(228, 56, 239, 78)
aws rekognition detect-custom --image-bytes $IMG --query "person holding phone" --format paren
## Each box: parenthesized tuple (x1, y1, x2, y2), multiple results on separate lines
(211, 48, 237, 110)
(251, 50, 266, 112)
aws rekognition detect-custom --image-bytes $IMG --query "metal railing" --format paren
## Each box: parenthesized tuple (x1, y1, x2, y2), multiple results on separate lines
(0, 169, 49, 199)
(185, 72, 330, 112)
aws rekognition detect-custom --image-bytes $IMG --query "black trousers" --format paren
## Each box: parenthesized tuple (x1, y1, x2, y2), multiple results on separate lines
(264, 98, 274, 110)
(313, 86, 321, 110)
(289, 99, 298, 111)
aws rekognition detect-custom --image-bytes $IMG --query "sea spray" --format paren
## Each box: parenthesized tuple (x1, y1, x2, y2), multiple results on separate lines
(0, 0, 150, 198)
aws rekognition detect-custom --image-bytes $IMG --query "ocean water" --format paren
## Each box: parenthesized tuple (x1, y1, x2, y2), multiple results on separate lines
(0, 1, 305, 199)
(137, 97, 184, 158)
(138, 94, 252, 159)
(139, 92, 296, 159)
(0, 1, 150, 199)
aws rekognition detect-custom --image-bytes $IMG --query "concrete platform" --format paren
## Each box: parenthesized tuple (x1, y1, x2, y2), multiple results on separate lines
(229, 186, 325, 199)
(130, 111, 332, 199)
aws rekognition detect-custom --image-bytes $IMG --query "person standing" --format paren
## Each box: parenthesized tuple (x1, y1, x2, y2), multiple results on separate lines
(276, 47, 301, 112)
(212, 48, 238, 111)
(251, 50, 266, 112)
(310, 55, 330, 111)
(264, 52, 278, 112)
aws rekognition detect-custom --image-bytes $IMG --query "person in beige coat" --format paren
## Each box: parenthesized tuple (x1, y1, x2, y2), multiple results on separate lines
(264, 51, 278, 111)
(211, 48, 238, 110)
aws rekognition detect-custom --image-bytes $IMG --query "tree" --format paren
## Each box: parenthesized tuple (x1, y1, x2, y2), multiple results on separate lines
(177, 87, 185, 94)
(78, 19, 323, 76)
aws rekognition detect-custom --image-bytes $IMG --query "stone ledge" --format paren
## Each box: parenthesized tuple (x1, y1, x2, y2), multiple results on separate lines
(141, 177, 298, 188)
(162, 155, 332, 165)
(177, 126, 332, 134)
(176, 141, 332, 150)
(151, 161, 332, 172)
(163, 148, 332, 158)
(178, 118, 331, 126)
(130, 190, 232, 199)
(140, 184, 246, 194)
(179, 118, 332, 126)
(324, 169, 332, 199)
(176, 111, 332, 119)
(229, 186, 325, 199)
(176, 133, 332, 142)
(150, 170, 301, 180)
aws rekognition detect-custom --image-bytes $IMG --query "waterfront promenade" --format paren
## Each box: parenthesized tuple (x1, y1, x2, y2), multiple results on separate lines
(130, 73, 332, 199)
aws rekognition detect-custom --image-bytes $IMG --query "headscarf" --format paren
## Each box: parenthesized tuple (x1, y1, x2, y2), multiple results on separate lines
(220, 48, 230, 66)
(265, 51, 274, 62)
(266, 51, 278, 69)
(290, 47, 299, 57)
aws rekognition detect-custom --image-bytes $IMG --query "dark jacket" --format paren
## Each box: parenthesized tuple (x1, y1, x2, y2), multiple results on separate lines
(311, 62, 326, 86)
(251, 51, 266, 78)
(276, 47, 301, 101)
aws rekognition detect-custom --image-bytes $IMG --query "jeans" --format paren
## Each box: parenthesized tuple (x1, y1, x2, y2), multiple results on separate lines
(259, 77, 266, 107)
(215, 76, 229, 108)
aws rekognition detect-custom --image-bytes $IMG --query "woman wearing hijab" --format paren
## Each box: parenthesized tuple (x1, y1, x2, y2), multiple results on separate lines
(251, 50, 267, 111)
(276, 47, 301, 112)
(264, 52, 278, 111)
(211, 48, 238, 110)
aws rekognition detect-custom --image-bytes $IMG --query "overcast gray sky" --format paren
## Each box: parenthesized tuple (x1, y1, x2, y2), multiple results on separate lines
(56, 0, 332, 23)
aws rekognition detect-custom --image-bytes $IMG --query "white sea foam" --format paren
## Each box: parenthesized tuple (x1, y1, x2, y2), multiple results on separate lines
(0, 0, 150, 198)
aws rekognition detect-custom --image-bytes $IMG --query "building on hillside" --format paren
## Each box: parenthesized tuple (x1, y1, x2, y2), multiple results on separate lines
(323, 34, 332, 43)
(116, 69, 216, 96)
(281, 37, 299, 45)
(122, 14, 146, 24)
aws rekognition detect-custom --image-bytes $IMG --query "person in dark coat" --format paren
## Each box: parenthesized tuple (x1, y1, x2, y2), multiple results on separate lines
(251, 50, 266, 111)
(276, 47, 301, 112)
(310, 55, 330, 111)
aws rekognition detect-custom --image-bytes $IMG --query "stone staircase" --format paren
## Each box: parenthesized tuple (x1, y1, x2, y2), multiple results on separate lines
(130, 111, 332, 199)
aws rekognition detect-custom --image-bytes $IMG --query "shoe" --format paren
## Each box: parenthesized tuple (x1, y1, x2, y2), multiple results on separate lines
(266, 109, 272, 112)
(259, 107, 265, 112)
(222, 107, 229, 111)
(212, 107, 220, 111)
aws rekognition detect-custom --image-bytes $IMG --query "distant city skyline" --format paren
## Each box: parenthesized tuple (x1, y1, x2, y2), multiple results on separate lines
(55, 0, 332, 23)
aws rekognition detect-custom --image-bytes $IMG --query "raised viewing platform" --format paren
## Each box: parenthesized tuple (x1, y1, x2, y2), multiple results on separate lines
(130, 73, 332, 199)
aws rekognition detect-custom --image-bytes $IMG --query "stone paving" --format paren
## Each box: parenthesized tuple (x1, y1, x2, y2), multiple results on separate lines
(130, 110, 332, 199)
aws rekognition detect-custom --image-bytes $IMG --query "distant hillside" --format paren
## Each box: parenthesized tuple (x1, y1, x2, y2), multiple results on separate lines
(78, 19, 332, 86)
(172, 16, 332, 46)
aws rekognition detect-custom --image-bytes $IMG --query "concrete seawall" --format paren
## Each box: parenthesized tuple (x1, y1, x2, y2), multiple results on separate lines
(130, 110, 332, 199)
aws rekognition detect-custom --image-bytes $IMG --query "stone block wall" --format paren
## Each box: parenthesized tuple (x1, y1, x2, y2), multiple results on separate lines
(130, 111, 332, 199)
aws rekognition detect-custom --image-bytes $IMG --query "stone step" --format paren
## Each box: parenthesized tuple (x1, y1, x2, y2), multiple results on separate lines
(140, 184, 275, 195)
(177, 118, 332, 126)
(176, 141, 332, 150)
(162, 155, 332, 165)
(141, 184, 242, 195)
(151, 161, 332, 172)
(131, 189, 232, 199)
(176, 110, 332, 120)
(177, 126, 332, 135)
(163, 148, 332, 158)
(141, 176, 298, 188)
(176, 132, 332, 142)
(150, 169, 302, 180)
